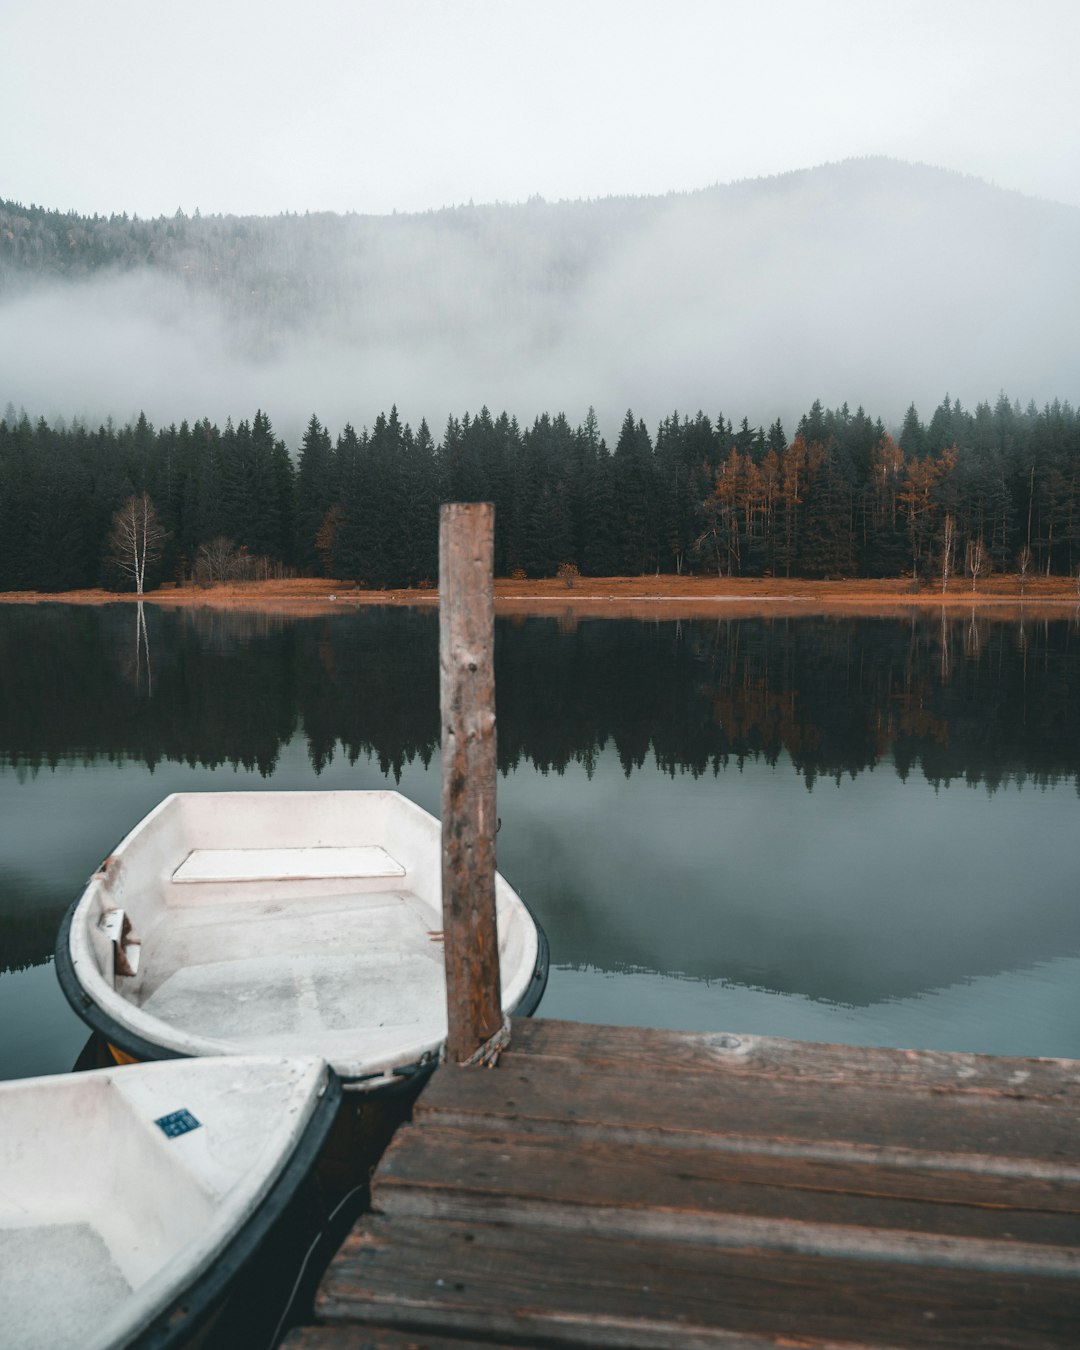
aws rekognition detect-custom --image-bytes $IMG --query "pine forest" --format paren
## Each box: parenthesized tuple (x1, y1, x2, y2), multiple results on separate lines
(2, 392, 1079, 592)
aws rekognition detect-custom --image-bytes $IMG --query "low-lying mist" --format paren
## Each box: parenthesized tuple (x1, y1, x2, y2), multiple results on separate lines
(2, 158, 1076, 445)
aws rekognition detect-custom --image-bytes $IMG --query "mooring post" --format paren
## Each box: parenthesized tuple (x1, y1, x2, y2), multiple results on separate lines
(439, 502, 504, 1063)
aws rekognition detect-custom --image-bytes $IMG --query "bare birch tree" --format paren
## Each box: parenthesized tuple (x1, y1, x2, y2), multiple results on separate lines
(1016, 545, 1032, 597)
(109, 493, 166, 595)
(940, 513, 955, 594)
(966, 537, 986, 593)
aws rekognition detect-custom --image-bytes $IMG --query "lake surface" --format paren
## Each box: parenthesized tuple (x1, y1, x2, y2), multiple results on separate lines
(2, 601, 1079, 1082)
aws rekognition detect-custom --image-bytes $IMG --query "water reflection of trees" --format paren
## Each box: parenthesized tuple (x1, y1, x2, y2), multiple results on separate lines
(1, 605, 1079, 791)
(0, 868, 68, 974)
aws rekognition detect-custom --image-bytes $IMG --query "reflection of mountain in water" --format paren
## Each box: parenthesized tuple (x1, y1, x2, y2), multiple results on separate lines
(519, 783, 1080, 1006)
(2, 604, 1079, 790)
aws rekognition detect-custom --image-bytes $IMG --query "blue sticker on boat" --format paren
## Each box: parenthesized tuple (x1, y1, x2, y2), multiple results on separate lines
(155, 1109, 201, 1138)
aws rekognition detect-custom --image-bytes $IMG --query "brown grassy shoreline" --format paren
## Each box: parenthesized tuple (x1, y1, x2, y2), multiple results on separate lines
(2, 574, 1078, 620)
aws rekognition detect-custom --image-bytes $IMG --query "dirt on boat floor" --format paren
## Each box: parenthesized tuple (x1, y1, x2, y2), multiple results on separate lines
(2, 574, 1079, 620)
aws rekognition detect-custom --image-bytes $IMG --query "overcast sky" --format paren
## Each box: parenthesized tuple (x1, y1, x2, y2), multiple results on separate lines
(4, 0, 1078, 217)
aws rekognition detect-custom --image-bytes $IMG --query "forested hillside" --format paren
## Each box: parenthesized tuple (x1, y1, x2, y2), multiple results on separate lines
(0, 187, 657, 351)
(2, 390, 1078, 592)
(2, 159, 1078, 441)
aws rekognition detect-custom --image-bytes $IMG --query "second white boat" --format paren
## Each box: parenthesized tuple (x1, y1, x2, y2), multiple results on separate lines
(0, 1055, 339, 1350)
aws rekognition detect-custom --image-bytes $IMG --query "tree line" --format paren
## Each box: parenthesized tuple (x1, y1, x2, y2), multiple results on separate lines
(1, 391, 1079, 592)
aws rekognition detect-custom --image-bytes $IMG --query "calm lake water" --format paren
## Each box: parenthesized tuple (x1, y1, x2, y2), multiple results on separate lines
(2, 601, 1079, 1082)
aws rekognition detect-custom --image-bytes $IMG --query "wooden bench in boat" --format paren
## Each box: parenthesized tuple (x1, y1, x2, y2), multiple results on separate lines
(172, 847, 405, 884)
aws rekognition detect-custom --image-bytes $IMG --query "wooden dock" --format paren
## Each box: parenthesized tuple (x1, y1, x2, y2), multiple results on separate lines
(284, 509, 1079, 1347)
(284, 1016, 1080, 1349)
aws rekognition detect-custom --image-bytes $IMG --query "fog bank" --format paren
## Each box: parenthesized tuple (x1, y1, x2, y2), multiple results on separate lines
(2, 159, 1076, 445)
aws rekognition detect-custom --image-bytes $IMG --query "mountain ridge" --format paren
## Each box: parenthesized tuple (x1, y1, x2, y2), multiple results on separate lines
(4, 155, 1076, 223)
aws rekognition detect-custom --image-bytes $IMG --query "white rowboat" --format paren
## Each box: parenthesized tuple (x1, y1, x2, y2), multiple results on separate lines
(0, 1055, 339, 1350)
(57, 791, 548, 1088)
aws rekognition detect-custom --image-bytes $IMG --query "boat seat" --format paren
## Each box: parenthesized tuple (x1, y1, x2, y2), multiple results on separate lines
(172, 846, 405, 884)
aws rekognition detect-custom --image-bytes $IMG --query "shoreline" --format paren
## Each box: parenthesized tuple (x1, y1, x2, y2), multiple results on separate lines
(2, 575, 1078, 620)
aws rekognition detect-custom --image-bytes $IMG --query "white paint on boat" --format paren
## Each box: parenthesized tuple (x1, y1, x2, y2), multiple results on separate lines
(64, 791, 541, 1087)
(0, 1055, 330, 1350)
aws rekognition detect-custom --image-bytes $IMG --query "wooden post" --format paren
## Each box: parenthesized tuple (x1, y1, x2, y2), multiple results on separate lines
(439, 502, 503, 1063)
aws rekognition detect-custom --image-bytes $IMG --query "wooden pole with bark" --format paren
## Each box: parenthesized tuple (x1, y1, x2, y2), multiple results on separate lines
(439, 502, 504, 1064)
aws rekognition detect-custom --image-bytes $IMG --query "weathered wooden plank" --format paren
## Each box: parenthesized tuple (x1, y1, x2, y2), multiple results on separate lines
(287, 1321, 837, 1350)
(285, 1323, 791, 1350)
(439, 502, 502, 1063)
(415, 1056, 1080, 1169)
(316, 1215, 1080, 1349)
(372, 1123, 1080, 1253)
(283, 1327, 522, 1349)
(508, 1019, 1080, 1101)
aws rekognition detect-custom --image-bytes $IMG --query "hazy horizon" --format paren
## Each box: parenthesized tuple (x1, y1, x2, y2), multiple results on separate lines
(8, 153, 1078, 224)
(5, 2, 1079, 217)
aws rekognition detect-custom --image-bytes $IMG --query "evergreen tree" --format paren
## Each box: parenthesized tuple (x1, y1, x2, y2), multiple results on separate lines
(402, 418, 440, 585)
(766, 418, 787, 454)
(577, 413, 618, 576)
(613, 410, 655, 573)
(491, 411, 523, 574)
(184, 418, 226, 557)
(294, 414, 334, 575)
(332, 422, 364, 579)
(217, 409, 290, 561)
(899, 403, 926, 459)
